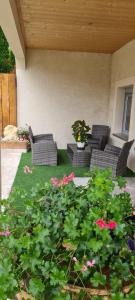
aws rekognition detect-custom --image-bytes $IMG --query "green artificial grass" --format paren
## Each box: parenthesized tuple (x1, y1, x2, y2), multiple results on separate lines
(12, 150, 89, 193)
(12, 149, 135, 194)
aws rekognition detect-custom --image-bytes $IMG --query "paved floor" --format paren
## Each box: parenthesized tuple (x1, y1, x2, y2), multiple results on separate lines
(1, 149, 135, 205)
(1, 149, 26, 199)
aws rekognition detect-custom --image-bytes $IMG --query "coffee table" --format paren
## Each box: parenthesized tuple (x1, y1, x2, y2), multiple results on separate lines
(67, 143, 91, 167)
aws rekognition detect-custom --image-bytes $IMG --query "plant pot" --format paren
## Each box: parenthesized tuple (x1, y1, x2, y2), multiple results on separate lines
(15, 291, 35, 300)
(77, 142, 85, 150)
(63, 284, 131, 300)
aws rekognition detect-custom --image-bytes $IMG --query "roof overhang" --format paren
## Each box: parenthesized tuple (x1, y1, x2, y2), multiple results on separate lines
(1, 0, 135, 68)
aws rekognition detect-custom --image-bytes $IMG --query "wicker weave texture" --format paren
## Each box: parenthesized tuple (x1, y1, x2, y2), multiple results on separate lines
(29, 126, 57, 166)
(67, 144, 91, 167)
(90, 140, 134, 176)
(88, 125, 110, 150)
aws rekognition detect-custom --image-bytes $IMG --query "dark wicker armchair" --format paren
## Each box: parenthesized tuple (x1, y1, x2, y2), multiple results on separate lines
(29, 126, 53, 143)
(90, 140, 134, 176)
(29, 126, 57, 166)
(87, 125, 110, 150)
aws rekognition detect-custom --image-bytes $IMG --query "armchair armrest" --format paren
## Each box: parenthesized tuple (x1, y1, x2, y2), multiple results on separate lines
(34, 133, 53, 142)
(104, 144, 121, 156)
(91, 149, 118, 164)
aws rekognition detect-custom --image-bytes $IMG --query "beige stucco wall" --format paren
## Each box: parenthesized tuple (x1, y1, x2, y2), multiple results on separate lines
(16, 49, 111, 148)
(109, 39, 135, 171)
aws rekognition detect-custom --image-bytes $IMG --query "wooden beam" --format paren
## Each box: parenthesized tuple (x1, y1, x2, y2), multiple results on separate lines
(0, 0, 25, 68)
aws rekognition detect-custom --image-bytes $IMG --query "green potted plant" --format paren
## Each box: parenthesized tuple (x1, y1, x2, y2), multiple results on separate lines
(72, 120, 90, 150)
(17, 126, 29, 141)
(0, 169, 135, 300)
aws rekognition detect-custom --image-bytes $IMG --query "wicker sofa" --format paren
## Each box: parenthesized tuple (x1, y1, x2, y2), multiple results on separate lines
(87, 125, 110, 150)
(29, 126, 57, 166)
(90, 140, 134, 176)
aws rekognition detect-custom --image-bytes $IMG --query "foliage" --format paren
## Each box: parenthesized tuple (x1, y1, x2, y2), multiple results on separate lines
(0, 169, 135, 299)
(72, 120, 90, 142)
(17, 125, 29, 141)
(0, 27, 15, 73)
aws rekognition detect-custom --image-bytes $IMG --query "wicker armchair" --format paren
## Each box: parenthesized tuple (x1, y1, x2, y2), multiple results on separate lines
(29, 126, 57, 166)
(90, 140, 134, 176)
(29, 126, 53, 143)
(87, 125, 110, 150)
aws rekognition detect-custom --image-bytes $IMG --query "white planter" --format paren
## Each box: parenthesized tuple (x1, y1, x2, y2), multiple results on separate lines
(77, 142, 85, 150)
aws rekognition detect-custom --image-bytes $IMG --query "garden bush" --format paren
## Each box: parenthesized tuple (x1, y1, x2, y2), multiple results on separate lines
(0, 27, 15, 73)
(0, 169, 135, 300)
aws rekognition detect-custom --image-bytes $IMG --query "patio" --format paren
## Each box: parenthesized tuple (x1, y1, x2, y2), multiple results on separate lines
(1, 1, 135, 299)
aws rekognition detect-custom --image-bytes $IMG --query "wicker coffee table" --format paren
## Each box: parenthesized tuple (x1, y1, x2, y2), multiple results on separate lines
(67, 143, 91, 167)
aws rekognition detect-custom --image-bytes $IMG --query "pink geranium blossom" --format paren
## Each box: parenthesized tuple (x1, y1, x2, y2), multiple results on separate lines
(72, 257, 78, 263)
(50, 177, 60, 187)
(124, 186, 130, 193)
(96, 219, 117, 230)
(51, 172, 75, 187)
(87, 259, 95, 267)
(24, 165, 32, 174)
(96, 219, 106, 230)
(108, 221, 117, 230)
(67, 172, 75, 181)
(0, 231, 11, 236)
(133, 211, 135, 216)
(81, 265, 88, 272)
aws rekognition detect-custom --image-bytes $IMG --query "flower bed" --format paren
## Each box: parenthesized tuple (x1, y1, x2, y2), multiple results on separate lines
(0, 169, 135, 300)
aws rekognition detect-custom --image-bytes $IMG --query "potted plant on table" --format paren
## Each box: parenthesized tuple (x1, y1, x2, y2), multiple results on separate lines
(0, 169, 135, 299)
(72, 120, 90, 150)
(17, 126, 29, 142)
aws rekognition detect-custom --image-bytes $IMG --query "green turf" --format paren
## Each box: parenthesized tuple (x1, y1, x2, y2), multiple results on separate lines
(12, 150, 89, 193)
(12, 149, 135, 194)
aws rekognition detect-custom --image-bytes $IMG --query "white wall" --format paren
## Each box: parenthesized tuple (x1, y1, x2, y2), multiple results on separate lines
(109, 39, 135, 171)
(16, 49, 111, 148)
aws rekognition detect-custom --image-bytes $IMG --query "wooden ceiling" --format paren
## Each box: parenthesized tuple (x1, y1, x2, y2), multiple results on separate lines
(16, 0, 135, 53)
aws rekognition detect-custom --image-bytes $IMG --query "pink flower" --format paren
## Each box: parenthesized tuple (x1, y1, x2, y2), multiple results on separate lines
(108, 221, 117, 230)
(63, 176, 70, 185)
(51, 172, 75, 187)
(51, 177, 60, 187)
(87, 259, 95, 267)
(0, 231, 11, 236)
(96, 219, 117, 230)
(24, 165, 32, 174)
(96, 219, 106, 230)
(72, 257, 78, 263)
(124, 186, 130, 193)
(133, 211, 135, 216)
(81, 265, 88, 272)
(68, 172, 75, 181)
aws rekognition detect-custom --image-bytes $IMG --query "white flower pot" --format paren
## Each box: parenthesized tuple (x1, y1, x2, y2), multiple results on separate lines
(77, 142, 85, 150)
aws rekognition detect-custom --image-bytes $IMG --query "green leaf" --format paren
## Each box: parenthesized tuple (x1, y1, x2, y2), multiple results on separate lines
(91, 272, 106, 287)
(87, 238, 103, 252)
(28, 278, 44, 297)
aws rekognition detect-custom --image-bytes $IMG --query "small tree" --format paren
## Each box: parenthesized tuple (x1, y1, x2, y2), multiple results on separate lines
(0, 27, 15, 73)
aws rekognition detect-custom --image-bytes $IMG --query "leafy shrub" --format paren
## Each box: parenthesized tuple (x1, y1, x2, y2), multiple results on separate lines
(0, 169, 135, 299)
(0, 27, 15, 73)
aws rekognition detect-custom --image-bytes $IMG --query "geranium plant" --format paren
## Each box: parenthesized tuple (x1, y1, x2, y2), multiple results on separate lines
(0, 169, 135, 300)
(17, 126, 29, 142)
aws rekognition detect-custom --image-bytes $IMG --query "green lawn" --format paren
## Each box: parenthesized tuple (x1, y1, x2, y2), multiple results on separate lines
(12, 149, 135, 194)
(12, 150, 89, 193)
